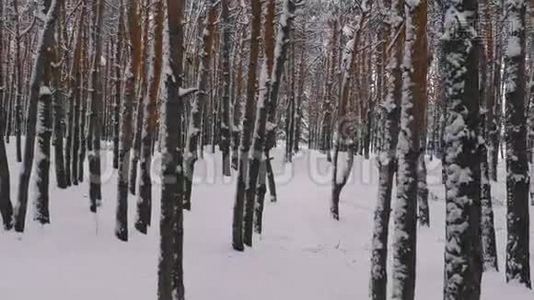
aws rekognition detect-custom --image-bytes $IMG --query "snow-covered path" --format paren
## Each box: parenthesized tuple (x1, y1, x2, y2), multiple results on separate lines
(1, 143, 533, 299)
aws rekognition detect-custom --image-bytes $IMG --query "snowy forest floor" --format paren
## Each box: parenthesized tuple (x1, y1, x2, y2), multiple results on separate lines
(1, 141, 534, 299)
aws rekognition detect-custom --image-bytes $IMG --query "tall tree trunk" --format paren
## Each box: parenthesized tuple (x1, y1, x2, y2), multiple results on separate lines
(442, 0, 482, 298)
(231, 0, 262, 251)
(117, 0, 141, 241)
(87, 0, 105, 213)
(136, 0, 164, 234)
(330, 12, 365, 221)
(13, 0, 62, 233)
(369, 0, 403, 298)
(158, 0, 185, 298)
(184, 0, 217, 211)
(504, 0, 531, 288)
(391, 1, 427, 298)
(219, 0, 232, 177)
(0, 0, 13, 230)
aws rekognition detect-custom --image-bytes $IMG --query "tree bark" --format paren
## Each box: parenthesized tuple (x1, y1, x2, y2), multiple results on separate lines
(504, 0, 531, 288)
(13, 0, 62, 233)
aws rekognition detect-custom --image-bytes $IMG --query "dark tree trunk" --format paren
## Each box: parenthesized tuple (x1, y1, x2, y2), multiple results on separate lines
(232, 0, 262, 251)
(0, 122, 13, 230)
(34, 88, 52, 225)
(504, 0, 531, 288)
(442, 0, 483, 298)
(13, 0, 62, 233)
(158, 0, 185, 298)
(136, 0, 163, 234)
(391, 1, 427, 298)
(87, 0, 104, 213)
(369, 0, 403, 297)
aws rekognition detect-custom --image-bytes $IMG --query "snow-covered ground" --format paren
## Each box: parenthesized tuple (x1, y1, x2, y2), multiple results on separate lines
(1, 142, 533, 299)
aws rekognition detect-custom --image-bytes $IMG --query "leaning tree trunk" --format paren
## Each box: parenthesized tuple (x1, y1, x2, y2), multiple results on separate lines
(330, 13, 365, 221)
(504, 0, 531, 288)
(13, 0, 62, 233)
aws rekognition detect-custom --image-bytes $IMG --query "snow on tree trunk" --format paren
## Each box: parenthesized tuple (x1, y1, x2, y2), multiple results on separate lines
(34, 87, 53, 225)
(113, 20, 124, 171)
(504, 0, 531, 288)
(369, 0, 403, 298)
(184, 0, 217, 211)
(442, 0, 483, 298)
(116, 0, 141, 242)
(158, 0, 185, 298)
(254, 159, 267, 234)
(69, 10, 84, 186)
(87, 0, 105, 213)
(264, 0, 300, 204)
(51, 48, 67, 189)
(136, 0, 164, 234)
(13, 0, 61, 233)
(219, 0, 232, 177)
(232, 0, 262, 251)
(417, 142, 429, 226)
(391, 0, 427, 298)
(481, 113, 498, 271)
(479, 25, 498, 272)
(330, 10, 366, 221)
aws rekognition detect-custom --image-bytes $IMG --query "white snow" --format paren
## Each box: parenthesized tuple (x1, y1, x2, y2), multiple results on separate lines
(1, 143, 533, 299)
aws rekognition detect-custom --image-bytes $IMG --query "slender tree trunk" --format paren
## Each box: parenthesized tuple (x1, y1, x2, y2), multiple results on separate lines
(370, 0, 403, 297)
(87, 0, 105, 213)
(232, 0, 262, 251)
(184, 0, 217, 211)
(0, 0, 13, 230)
(117, 0, 141, 241)
(136, 0, 164, 234)
(391, 1, 427, 298)
(219, 0, 232, 177)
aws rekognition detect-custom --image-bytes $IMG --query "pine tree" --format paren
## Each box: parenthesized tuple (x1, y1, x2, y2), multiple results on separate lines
(158, 0, 186, 298)
(232, 0, 262, 251)
(442, 0, 483, 298)
(13, 0, 62, 233)
(136, 0, 164, 234)
(87, 0, 105, 213)
(34, 86, 53, 225)
(370, 0, 403, 298)
(184, 0, 217, 211)
(0, 0, 13, 230)
(391, 0, 427, 298)
(504, 0, 531, 288)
